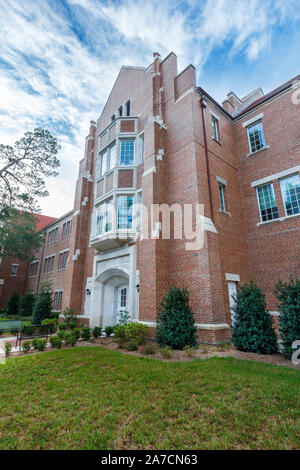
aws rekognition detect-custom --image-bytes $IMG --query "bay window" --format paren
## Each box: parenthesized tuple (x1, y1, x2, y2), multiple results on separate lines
(118, 195, 133, 229)
(96, 199, 113, 235)
(120, 140, 134, 165)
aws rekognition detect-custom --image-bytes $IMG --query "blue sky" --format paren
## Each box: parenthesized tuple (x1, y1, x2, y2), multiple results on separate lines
(0, 0, 299, 217)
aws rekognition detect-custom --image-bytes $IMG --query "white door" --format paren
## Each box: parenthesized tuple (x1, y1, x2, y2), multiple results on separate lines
(228, 281, 237, 326)
(117, 284, 128, 322)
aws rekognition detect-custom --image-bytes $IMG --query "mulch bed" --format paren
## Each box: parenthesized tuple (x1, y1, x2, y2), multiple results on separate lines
(3, 336, 299, 370)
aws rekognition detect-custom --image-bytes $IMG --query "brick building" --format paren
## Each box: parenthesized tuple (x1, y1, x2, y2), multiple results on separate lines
(3, 52, 299, 343)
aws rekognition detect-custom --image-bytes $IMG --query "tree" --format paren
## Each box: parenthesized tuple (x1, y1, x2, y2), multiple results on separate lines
(32, 283, 52, 325)
(19, 291, 36, 317)
(5, 292, 20, 316)
(156, 286, 197, 350)
(0, 208, 44, 262)
(232, 279, 278, 354)
(0, 128, 60, 212)
(274, 278, 300, 359)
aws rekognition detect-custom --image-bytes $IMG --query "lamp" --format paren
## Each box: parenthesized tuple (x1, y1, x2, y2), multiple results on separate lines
(136, 284, 140, 293)
(86, 288, 91, 296)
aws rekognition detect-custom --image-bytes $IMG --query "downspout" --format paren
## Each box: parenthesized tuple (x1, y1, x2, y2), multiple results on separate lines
(36, 232, 46, 294)
(200, 96, 214, 222)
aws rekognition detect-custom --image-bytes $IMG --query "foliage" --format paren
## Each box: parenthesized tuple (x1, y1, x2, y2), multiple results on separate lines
(183, 345, 197, 357)
(62, 309, 77, 328)
(92, 326, 101, 339)
(126, 340, 139, 351)
(156, 286, 197, 350)
(141, 342, 156, 355)
(57, 330, 66, 340)
(160, 345, 173, 359)
(232, 280, 278, 354)
(4, 342, 12, 355)
(72, 328, 81, 340)
(69, 321, 77, 330)
(19, 292, 36, 317)
(21, 341, 32, 353)
(0, 128, 60, 213)
(81, 327, 91, 341)
(0, 208, 44, 262)
(104, 326, 114, 337)
(5, 292, 20, 316)
(64, 332, 77, 347)
(124, 322, 149, 345)
(50, 335, 62, 349)
(275, 278, 300, 359)
(118, 309, 130, 325)
(58, 322, 67, 331)
(31, 338, 47, 351)
(32, 284, 52, 325)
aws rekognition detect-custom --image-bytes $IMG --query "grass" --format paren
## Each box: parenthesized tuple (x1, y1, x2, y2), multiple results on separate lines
(0, 346, 299, 450)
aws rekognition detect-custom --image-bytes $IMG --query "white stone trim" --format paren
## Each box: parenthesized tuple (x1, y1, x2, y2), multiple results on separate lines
(242, 112, 264, 128)
(175, 86, 194, 104)
(198, 215, 218, 233)
(210, 110, 220, 121)
(142, 166, 157, 177)
(195, 323, 231, 330)
(251, 165, 300, 187)
(270, 311, 280, 317)
(216, 175, 227, 186)
(138, 321, 156, 327)
(225, 273, 240, 282)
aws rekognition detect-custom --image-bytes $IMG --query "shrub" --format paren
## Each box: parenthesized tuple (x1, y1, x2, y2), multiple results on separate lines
(50, 335, 62, 349)
(124, 322, 149, 345)
(57, 330, 66, 340)
(4, 342, 12, 356)
(104, 326, 114, 337)
(232, 279, 278, 354)
(275, 278, 300, 359)
(118, 309, 130, 325)
(22, 340, 31, 353)
(64, 332, 77, 347)
(72, 328, 81, 340)
(58, 322, 67, 331)
(32, 288, 52, 325)
(49, 311, 59, 319)
(81, 327, 91, 341)
(114, 324, 126, 341)
(156, 286, 197, 350)
(92, 326, 101, 339)
(69, 321, 77, 330)
(32, 338, 47, 351)
(5, 292, 20, 316)
(42, 318, 58, 330)
(141, 342, 156, 355)
(63, 309, 77, 328)
(160, 345, 173, 359)
(183, 345, 197, 357)
(126, 340, 139, 351)
(19, 292, 35, 317)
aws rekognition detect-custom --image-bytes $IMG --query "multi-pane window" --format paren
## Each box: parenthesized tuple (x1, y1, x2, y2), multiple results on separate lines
(11, 264, 18, 276)
(58, 250, 69, 270)
(120, 140, 134, 165)
(280, 174, 300, 216)
(44, 255, 55, 273)
(136, 192, 142, 231)
(96, 199, 113, 235)
(247, 121, 266, 153)
(212, 116, 219, 141)
(62, 220, 71, 238)
(257, 183, 279, 222)
(29, 260, 39, 277)
(53, 291, 63, 311)
(99, 151, 107, 177)
(48, 227, 58, 244)
(108, 144, 116, 171)
(120, 287, 127, 307)
(118, 195, 133, 229)
(125, 100, 130, 117)
(218, 184, 226, 212)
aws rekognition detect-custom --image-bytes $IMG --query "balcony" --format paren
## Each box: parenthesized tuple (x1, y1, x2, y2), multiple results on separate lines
(90, 230, 136, 251)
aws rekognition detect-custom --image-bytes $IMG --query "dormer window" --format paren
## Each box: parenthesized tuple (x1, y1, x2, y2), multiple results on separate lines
(125, 100, 130, 116)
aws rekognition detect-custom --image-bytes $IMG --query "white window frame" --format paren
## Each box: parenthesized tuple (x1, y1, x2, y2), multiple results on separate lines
(62, 220, 71, 238)
(95, 198, 114, 236)
(117, 194, 134, 230)
(120, 139, 135, 166)
(218, 183, 226, 212)
(53, 290, 63, 312)
(58, 250, 69, 271)
(44, 255, 55, 273)
(29, 260, 39, 278)
(11, 264, 19, 277)
(256, 183, 279, 223)
(212, 116, 219, 141)
(279, 173, 300, 217)
(247, 120, 266, 154)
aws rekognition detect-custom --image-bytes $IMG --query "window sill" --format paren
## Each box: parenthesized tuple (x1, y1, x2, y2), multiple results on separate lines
(219, 209, 230, 216)
(257, 212, 300, 226)
(247, 145, 270, 157)
(212, 138, 222, 146)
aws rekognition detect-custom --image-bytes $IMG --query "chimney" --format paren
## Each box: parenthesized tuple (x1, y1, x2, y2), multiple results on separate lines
(153, 52, 161, 60)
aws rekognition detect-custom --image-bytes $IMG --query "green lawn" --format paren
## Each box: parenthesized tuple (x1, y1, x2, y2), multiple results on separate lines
(0, 347, 299, 450)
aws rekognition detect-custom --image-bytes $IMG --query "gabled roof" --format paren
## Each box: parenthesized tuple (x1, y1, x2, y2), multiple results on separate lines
(33, 213, 56, 231)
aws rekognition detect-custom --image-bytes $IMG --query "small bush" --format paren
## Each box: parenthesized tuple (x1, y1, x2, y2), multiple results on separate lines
(160, 345, 173, 359)
(104, 326, 114, 337)
(32, 287, 52, 325)
(58, 322, 67, 331)
(50, 335, 62, 349)
(114, 324, 126, 341)
(19, 292, 35, 317)
(4, 342, 12, 355)
(275, 278, 300, 359)
(92, 326, 101, 339)
(42, 318, 58, 332)
(72, 328, 81, 340)
(21, 340, 31, 353)
(5, 292, 20, 316)
(64, 332, 77, 347)
(141, 342, 156, 355)
(81, 327, 91, 341)
(57, 330, 66, 340)
(183, 345, 197, 357)
(126, 340, 139, 351)
(125, 322, 149, 345)
(62, 309, 77, 327)
(69, 321, 77, 330)
(32, 338, 47, 351)
(118, 309, 130, 325)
